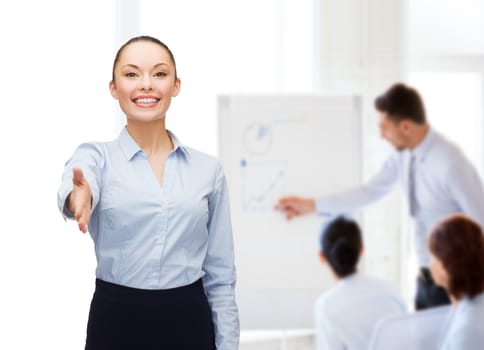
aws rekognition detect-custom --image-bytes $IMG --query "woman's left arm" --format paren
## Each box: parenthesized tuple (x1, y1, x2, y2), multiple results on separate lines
(203, 163, 239, 350)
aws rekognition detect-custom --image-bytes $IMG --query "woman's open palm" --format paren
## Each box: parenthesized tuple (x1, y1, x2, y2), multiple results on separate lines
(69, 167, 92, 233)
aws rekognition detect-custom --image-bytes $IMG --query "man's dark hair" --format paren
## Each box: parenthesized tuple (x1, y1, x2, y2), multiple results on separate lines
(375, 82, 427, 124)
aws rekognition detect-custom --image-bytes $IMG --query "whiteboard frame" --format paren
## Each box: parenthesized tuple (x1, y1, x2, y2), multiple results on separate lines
(218, 94, 363, 329)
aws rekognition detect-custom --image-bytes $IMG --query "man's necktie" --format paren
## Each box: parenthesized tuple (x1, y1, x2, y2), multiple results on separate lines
(408, 154, 418, 216)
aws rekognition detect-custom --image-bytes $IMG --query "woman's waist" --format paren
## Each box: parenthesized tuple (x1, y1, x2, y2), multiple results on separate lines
(93, 276, 206, 305)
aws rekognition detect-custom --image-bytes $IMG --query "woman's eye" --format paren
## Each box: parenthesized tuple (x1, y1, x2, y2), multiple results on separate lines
(154, 72, 167, 77)
(125, 72, 137, 77)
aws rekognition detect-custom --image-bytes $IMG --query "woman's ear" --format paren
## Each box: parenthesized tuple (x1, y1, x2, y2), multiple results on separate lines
(109, 81, 119, 100)
(172, 78, 181, 97)
(319, 252, 326, 264)
(359, 246, 364, 258)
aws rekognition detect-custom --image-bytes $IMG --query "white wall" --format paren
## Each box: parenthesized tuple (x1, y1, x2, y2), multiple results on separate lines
(0, 1, 116, 349)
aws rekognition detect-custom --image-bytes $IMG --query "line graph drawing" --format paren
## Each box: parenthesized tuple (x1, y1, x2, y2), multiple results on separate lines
(240, 158, 287, 211)
(238, 117, 312, 211)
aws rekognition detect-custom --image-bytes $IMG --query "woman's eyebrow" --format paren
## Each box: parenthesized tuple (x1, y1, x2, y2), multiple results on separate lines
(121, 63, 169, 69)
(153, 63, 169, 68)
(121, 64, 139, 69)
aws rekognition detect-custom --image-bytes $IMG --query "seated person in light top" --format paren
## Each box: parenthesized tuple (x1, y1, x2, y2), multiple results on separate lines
(314, 216, 406, 350)
(428, 214, 484, 350)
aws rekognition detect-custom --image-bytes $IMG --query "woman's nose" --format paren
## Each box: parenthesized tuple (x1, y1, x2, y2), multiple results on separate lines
(140, 74, 153, 91)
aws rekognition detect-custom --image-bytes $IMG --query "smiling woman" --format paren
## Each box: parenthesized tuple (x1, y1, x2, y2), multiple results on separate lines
(109, 37, 181, 132)
(57, 36, 239, 350)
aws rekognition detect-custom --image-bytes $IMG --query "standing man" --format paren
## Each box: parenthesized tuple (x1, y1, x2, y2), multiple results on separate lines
(275, 82, 484, 310)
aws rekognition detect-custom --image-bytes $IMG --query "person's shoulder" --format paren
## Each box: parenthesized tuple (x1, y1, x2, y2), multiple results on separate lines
(429, 130, 465, 159)
(447, 296, 484, 347)
(428, 132, 479, 178)
(184, 146, 217, 161)
(183, 146, 222, 168)
(316, 281, 352, 311)
(464, 293, 484, 321)
(315, 291, 330, 307)
(359, 273, 389, 286)
(71, 137, 124, 164)
(356, 274, 402, 299)
(315, 290, 337, 316)
(74, 140, 110, 155)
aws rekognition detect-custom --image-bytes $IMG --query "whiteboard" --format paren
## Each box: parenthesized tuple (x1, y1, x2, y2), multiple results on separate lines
(218, 94, 362, 329)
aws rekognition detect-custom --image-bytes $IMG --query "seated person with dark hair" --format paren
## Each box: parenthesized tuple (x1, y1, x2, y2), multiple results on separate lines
(314, 216, 406, 350)
(428, 214, 484, 349)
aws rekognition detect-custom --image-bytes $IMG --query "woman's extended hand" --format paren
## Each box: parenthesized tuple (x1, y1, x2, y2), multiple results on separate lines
(68, 167, 92, 233)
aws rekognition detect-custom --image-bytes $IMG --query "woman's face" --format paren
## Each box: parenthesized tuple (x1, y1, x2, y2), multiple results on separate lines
(429, 253, 449, 290)
(110, 40, 180, 124)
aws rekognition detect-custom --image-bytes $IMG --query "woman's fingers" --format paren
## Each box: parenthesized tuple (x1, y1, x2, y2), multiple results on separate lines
(71, 167, 92, 233)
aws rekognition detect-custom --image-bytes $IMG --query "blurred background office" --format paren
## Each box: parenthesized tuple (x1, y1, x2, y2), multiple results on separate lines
(1, 0, 483, 348)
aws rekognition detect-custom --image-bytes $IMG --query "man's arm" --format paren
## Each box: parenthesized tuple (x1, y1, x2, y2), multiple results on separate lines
(275, 154, 399, 219)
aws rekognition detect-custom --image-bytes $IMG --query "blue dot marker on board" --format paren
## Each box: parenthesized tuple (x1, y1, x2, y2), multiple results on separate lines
(240, 159, 247, 167)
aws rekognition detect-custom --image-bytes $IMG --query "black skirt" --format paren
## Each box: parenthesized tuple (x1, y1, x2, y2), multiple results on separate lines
(85, 278, 215, 350)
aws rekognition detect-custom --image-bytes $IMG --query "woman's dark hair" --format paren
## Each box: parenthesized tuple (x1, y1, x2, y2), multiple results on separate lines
(111, 35, 177, 83)
(320, 216, 362, 278)
(429, 214, 484, 299)
(374, 82, 427, 124)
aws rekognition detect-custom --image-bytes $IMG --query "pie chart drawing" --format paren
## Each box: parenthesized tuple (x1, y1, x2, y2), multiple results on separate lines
(243, 123, 272, 155)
